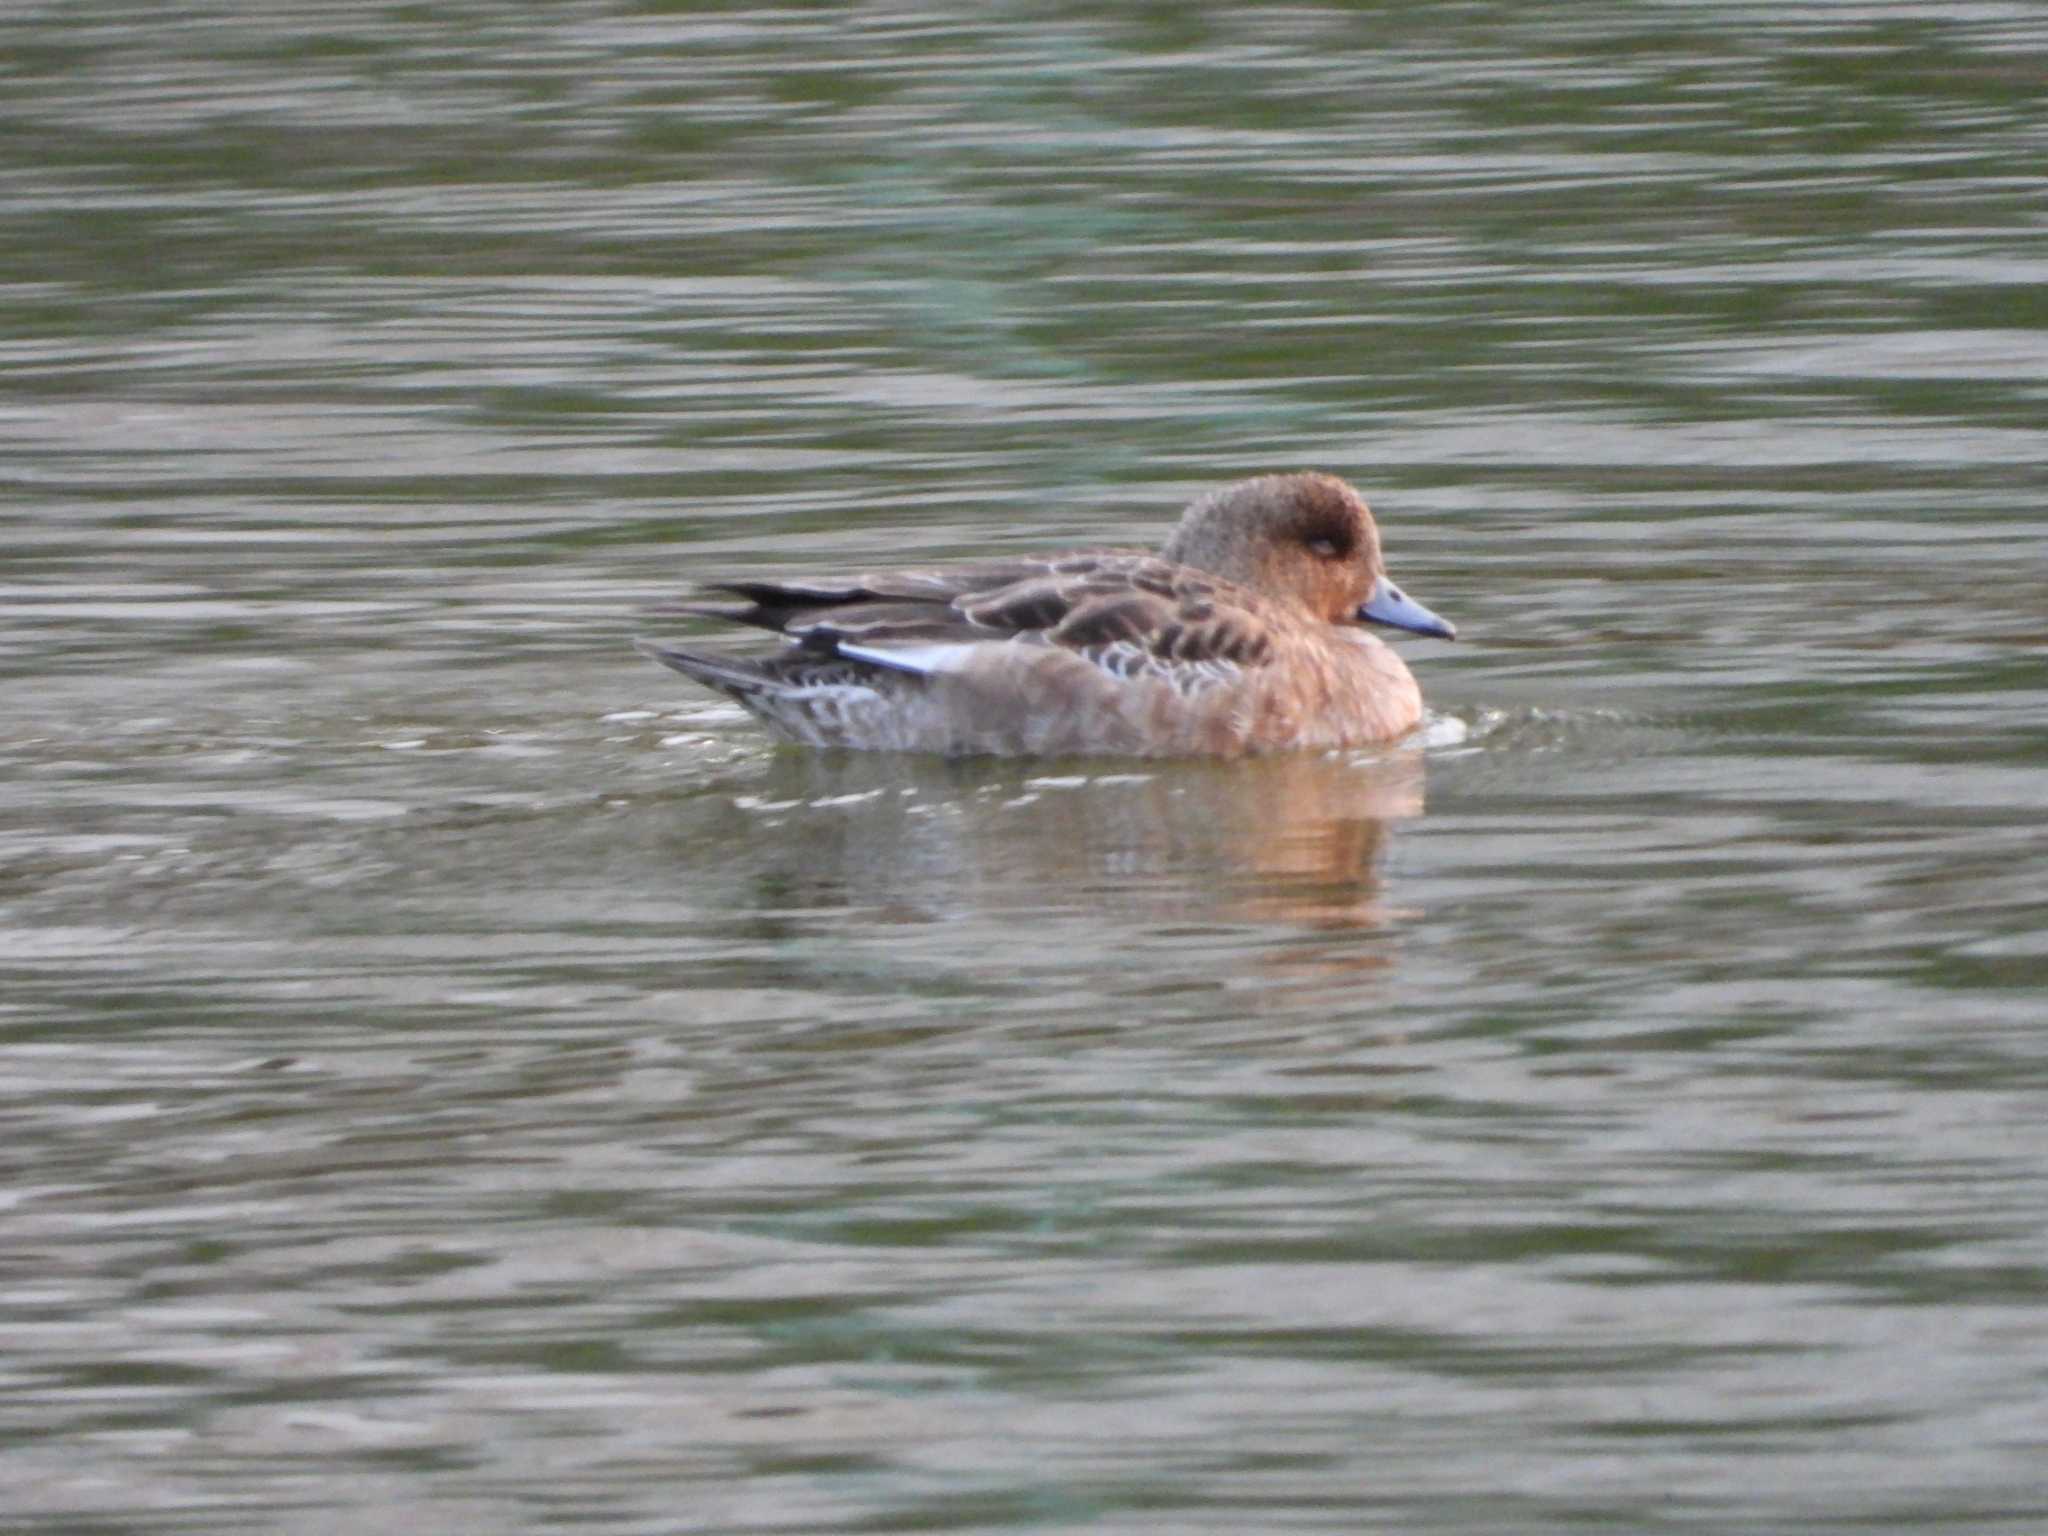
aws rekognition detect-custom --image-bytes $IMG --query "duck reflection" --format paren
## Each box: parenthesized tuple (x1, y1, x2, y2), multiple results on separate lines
(723, 745, 1425, 931)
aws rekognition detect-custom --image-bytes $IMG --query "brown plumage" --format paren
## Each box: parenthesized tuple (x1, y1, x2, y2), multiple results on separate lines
(637, 472, 1455, 757)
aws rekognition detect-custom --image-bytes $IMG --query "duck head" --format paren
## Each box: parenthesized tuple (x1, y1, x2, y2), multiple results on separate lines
(1161, 472, 1456, 639)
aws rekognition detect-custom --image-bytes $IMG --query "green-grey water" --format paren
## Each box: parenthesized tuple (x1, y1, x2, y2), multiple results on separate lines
(5, 4, 2047, 1531)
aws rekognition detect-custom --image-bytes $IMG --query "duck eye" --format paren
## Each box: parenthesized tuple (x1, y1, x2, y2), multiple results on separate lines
(1306, 537, 1341, 558)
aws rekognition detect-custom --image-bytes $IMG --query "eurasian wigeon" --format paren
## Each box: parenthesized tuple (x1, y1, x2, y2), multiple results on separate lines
(638, 472, 1454, 757)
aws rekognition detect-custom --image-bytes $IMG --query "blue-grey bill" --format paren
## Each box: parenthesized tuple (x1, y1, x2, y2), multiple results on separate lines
(1359, 577, 1456, 639)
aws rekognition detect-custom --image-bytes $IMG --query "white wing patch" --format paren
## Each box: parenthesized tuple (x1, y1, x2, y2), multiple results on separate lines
(834, 639, 988, 677)
(834, 636, 1242, 697)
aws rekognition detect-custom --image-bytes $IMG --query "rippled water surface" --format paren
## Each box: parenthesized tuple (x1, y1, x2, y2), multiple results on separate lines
(6, 4, 2048, 1531)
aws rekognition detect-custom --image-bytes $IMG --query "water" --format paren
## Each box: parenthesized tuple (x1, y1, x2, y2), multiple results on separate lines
(5, 3, 2047, 1531)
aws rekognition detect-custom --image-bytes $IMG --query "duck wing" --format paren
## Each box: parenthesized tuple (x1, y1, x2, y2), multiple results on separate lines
(677, 554, 1280, 680)
(672, 557, 1062, 634)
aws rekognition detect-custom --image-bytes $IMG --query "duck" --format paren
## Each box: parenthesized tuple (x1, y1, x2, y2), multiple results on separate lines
(637, 472, 1454, 757)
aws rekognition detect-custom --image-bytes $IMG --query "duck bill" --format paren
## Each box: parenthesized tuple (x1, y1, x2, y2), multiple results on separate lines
(1358, 577, 1456, 639)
